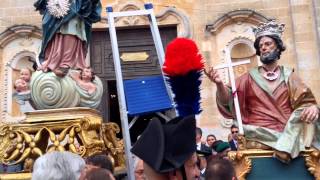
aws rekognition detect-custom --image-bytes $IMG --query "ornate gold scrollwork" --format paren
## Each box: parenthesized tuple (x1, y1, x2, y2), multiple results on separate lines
(101, 122, 126, 168)
(228, 151, 252, 180)
(0, 126, 11, 161)
(0, 108, 126, 180)
(0, 125, 89, 164)
(237, 134, 247, 150)
(305, 150, 320, 180)
(0, 108, 125, 165)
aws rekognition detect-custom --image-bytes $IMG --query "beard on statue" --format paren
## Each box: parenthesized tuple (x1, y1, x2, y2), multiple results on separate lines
(260, 49, 280, 65)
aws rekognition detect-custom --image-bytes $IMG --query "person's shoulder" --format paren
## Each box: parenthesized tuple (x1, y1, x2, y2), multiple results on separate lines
(201, 143, 210, 149)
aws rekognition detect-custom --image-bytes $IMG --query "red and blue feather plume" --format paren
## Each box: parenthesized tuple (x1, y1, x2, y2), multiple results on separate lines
(163, 38, 204, 117)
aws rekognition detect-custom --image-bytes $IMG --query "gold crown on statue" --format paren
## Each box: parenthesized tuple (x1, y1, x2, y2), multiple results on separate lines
(253, 20, 285, 38)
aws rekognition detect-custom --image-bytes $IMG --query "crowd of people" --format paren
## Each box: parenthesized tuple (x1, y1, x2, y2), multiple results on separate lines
(31, 151, 117, 180)
(0, 124, 238, 180)
(125, 113, 240, 180)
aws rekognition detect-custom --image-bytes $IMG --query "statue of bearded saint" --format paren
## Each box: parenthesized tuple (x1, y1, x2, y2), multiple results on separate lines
(34, 0, 102, 77)
(205, 20, 320, 163)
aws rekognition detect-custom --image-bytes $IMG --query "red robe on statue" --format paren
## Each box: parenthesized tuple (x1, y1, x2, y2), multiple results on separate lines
(217, 66, 317, 132)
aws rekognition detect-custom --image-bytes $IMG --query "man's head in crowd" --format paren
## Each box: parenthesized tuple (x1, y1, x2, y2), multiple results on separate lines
(134, 158, 146, 180)
(85, 154, 113, 173)
(205, 158, 236, 180)
(230, 125, 239, 141)
(81, 168, 114, 180)
(144, 153, 200, 180)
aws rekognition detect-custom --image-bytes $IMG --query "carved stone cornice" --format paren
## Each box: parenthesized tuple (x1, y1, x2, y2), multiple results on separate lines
(156, 6, 192, 38)
(0, 24, 42, 48)
(206, 9, 271, 35)
(100, 4, 192, 38)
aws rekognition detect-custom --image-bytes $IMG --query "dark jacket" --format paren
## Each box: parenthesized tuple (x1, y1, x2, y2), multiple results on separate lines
(229, 139, 238, 151)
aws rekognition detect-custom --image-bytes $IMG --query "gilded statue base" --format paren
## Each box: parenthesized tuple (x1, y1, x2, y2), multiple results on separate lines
(0, 107, 125, 180)
(229, 135, 320, 180)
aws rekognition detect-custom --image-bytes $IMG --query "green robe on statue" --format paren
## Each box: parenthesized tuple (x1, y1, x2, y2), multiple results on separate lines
(217, 66, 320, 158)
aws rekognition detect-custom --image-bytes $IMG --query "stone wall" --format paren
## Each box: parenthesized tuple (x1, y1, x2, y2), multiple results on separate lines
(314, 0, 320, 59)
(315, 0, 320, 36)
(0, 0, 41, 33)
(288, 0, 320, 100)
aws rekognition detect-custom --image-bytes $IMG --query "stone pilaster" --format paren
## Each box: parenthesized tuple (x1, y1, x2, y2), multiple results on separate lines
(289, 0, 320, 100)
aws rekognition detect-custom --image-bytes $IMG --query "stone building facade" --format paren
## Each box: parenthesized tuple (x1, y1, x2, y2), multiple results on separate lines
(0, 0, 319, 140)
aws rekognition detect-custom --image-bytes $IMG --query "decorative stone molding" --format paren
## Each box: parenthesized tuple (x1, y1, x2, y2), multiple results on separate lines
(226, 36, 255, 50)
(219, 118, 234, 128)
(0, 24, 41, 124)
(156, 7, 192, 38)
(0, 24, 41, 48)
(206, 9, 271, 35)
(101, 3, 192, 38)
(1, 50, 37, 124)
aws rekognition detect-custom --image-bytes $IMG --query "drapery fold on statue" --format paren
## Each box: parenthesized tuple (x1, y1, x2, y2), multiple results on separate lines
(34, 0, 102, 63)
(217, 66, 320, 158)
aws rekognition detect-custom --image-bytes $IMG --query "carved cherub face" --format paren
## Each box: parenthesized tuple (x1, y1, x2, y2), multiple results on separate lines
(20, 68, 32, 82)
(81, 68, 94, 82)
(14, 79, 29, 92)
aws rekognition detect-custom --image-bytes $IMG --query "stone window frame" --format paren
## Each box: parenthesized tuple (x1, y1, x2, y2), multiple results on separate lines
(0, 25, 41, 123)
(206, 9, 271, 35)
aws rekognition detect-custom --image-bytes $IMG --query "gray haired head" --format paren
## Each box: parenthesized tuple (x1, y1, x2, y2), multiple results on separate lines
(32, 151, 85, 180)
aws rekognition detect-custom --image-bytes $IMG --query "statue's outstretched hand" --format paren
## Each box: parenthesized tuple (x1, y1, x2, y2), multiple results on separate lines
(204, 67, 223, 85)
(300, 105, 319, 123)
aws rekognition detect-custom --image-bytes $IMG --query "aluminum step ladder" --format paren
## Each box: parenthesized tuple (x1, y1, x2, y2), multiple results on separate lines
(106, 3, 174, 179)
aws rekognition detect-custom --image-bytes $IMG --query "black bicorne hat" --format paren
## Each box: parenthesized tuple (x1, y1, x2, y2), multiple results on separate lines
(131, 115, 196, 173)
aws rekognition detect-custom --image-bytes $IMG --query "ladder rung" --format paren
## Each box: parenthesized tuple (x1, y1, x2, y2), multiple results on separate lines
(108, 9, 152, 18)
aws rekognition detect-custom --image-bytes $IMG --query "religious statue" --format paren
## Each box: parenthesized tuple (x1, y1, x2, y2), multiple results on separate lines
(13, 68, 35, 114)
(70, 67, 97, 95)
(29, 0, 103, 109)
(205, 20, 320, 163)
(34, 0, 102, 77)
(70, 67, 103, 108)
(19, 68, 32, 83)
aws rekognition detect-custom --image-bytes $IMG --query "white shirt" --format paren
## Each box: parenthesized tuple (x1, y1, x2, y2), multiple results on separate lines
(197, 142, 201, 150)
